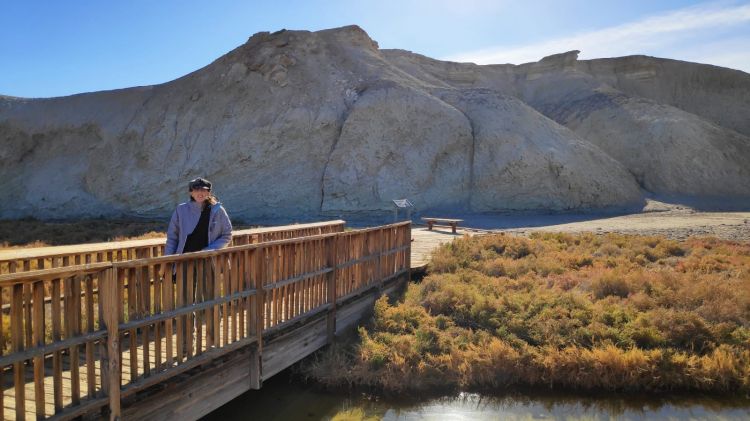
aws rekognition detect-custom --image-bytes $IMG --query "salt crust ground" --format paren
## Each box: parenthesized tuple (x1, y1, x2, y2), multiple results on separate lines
(456, 200, 749, 243)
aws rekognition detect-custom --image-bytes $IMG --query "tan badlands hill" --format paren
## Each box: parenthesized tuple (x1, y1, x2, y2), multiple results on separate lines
(1, 25, 749, 221)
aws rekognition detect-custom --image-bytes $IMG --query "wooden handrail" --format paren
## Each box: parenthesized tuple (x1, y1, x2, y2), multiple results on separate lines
(110, 232, 341, 268)
(0, 262, 112, 285)
(0, 220, 346, 271)
(108, 221, 410, 268)
(117, 289, 258, 332)
(0, 220, 411, 421)
(0, 330, 108, 367)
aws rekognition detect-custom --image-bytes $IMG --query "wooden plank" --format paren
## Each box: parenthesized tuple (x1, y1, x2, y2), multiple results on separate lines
(262, 315, 328, 379)
(405, 224, 412, 281)
(140, 251, 151, 377)
(44, 396, 109, 421)
(241, 250, 249, 339)
(69, 276, 81, 404)
(254, 249, 264, 350)
(153, 264, 162, 371)
(23, 283, 33, 349)
(32, 280, 45, 419)
(249, 345, 261, 390)
(282, 246, 290, 323)
(175, 262, 184, 363)
(0, 262, 113, 285)
(116, 257, 124, 324)
(0, 329, 106, 367)
(110, 233, 336, 269)
(0, 220, 346, 266)
(222, 256, 230, 346)
(121, 347, 254, 421)
(127, 268, 138, 384)
(85, 274, 96, 398)
(162, 263, 174, 368)
(271, 252, 278, 328)
(212, 257, 220, 348)
(0, 221, 414, 420)
(100, 267, 121, 420)
(194, 259, 203, 358)
(103, 222, 407, 271)
(11, 283, 25, 421)
(291, 244, 298, 319)
(231, 252, 240, 343)
(264, 248, 271, 330)
(116, 289, 256, 332)
(51, 277, 63, 412)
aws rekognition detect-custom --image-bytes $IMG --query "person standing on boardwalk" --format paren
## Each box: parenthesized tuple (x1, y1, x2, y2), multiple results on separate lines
(165, 177, 233, 255)
(165, 177, 232, 353)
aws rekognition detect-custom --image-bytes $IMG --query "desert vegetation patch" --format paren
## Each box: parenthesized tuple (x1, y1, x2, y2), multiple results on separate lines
(309, 233, 750, 394)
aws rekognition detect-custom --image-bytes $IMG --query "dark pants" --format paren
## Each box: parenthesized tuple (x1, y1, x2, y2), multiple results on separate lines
(172, 260, 214, 355)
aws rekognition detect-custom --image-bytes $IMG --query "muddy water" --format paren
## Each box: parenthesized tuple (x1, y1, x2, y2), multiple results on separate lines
(201, 371, 749, 421)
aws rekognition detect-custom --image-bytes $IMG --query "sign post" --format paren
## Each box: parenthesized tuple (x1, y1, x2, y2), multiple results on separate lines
(392, 199, 414, 222)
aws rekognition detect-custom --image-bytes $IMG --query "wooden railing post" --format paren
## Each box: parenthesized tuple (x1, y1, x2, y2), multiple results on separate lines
(406, 223, 412, 282)
(326, 235, 338, 342)
(100, 267, 121, 421)
(377, 228, 384, 289)
(250, 248, 264, 389)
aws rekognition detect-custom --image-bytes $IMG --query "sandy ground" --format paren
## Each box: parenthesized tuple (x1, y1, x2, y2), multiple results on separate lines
(501, 211, 750, 242)
(453, 203, 750, 242)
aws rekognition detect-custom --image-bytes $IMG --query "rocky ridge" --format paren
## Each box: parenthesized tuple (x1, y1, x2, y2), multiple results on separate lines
(1, 26, 749, 221)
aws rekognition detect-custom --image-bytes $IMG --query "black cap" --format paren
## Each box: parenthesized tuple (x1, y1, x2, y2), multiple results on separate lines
(188, 177, 212, 191)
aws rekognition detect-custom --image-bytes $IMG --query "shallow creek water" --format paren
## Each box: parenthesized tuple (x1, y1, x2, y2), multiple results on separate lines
(201, 371, 749, 421)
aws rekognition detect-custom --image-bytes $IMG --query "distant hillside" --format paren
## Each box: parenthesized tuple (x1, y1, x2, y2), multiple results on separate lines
(2, 25, 749, 220)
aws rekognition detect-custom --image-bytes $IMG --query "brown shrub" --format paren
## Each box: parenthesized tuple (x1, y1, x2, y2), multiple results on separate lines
(590, 272, 631, 299)
(309, 231, 750, 395)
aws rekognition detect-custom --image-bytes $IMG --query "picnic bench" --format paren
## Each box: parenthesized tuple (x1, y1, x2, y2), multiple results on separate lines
(421, 217, 464, 234)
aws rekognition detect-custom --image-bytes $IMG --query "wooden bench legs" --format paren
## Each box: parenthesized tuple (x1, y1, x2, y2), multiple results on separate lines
(425, 221, 457, 233)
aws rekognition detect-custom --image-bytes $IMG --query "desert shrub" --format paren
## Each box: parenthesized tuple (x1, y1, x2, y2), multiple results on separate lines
(309, 232, 750, 394)
(648, 309, 716, 352)
(590, 272, 632, 299)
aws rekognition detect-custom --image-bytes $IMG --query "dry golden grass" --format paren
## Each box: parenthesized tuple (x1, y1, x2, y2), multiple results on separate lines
(308, 232, 750, 394)
(0, 218, 167, 249)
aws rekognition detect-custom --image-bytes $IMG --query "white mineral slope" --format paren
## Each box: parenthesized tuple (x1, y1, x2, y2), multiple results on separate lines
(1, 26, 748, 221)
(432, 88, 642, 211)
(383, 49, 750, 208)
(515, 52, 750, 204)
(579, 55, 750, 137)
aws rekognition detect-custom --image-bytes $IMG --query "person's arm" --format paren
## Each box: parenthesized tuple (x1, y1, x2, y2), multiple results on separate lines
(206, 207, 233, 250)
(165, 209, 180, 255)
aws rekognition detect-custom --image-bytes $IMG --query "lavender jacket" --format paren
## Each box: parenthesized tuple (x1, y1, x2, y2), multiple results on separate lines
(165, 201, 233, 255)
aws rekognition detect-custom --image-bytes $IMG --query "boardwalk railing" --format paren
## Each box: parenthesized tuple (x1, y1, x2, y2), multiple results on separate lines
(0, 220, 346, 274)
(0, 221, 410, 420)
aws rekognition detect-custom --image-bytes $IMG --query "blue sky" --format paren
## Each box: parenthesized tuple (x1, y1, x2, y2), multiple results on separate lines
(2, 0, 749, 98)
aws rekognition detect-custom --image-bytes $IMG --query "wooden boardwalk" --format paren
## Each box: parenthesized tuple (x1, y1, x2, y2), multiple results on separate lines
(3, 310, 268, 419)
(410, 226, 472, 269)
(0, 221, 411, 421)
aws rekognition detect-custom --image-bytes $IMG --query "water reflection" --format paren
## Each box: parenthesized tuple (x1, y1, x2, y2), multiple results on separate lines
(366, 392, 749, 420)
(202, 373, 749, 421)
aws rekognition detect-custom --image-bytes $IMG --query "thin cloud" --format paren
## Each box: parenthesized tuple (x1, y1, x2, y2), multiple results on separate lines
(444, 2, 750, 72)
(673, 35, 750, 72)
